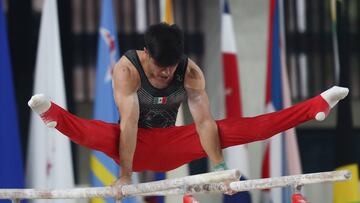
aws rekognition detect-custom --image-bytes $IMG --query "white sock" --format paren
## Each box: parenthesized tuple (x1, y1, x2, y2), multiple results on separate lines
(28, 94, 51, 114)
(315, 86, 349, 121)
(28, 94, 57, 128)
(320, 86, 349, 108)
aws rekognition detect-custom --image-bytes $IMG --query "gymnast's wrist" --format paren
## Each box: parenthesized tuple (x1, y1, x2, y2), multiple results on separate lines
(119, 168, 132, 179)
(212, 161, 229, 171)
(119, 173, 132, 184)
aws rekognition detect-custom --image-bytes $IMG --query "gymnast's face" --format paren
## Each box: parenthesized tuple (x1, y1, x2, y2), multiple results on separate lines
(144, 48, 178, 87)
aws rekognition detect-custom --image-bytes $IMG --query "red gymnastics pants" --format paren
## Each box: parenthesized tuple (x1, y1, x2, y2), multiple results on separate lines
(39, 95, 329, 172)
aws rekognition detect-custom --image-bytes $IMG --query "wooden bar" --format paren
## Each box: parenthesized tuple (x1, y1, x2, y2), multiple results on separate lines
(0, 170, 350, 199)
(0, 187, 115, 199)
(141, 170, 351, 196)
(0, 169, 240, 199)
(229, 170, 351, 192)
(122, 169, 240, 196)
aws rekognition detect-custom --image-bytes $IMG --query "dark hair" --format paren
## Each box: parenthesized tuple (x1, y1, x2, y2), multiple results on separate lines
(144, 23, 184, 67)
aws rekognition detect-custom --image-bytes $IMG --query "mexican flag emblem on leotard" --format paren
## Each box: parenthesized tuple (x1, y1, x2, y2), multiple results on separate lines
(154, 96, 167, 104)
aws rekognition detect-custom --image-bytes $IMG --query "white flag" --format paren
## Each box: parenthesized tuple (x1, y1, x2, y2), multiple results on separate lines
(26, 1, 75, 203)
(135, 0, 146, 33)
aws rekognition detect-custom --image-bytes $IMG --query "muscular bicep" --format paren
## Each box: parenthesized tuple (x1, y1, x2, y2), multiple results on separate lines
(112, 58, 140, 127)
(185, 60, 213, 124)
(116, 91, 140, 127)
(187, 88, 213, 124)
(184, 60, 213, 124)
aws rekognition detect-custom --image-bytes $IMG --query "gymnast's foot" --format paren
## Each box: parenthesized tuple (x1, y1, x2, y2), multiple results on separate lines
(315, 86, 349, 121)
(28, 94, 57, 128)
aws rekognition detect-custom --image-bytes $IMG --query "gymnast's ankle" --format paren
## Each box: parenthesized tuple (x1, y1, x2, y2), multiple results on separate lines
(315, 86, 349, 121)
(28, 94, 57, 128)
(320, 86, 349, 108)
(212, 161, 229, 171)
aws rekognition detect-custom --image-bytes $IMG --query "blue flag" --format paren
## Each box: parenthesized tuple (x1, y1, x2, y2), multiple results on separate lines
(269, 1, 292, 202)
(0, 0, 25, 193)
(93, 0, 119, 124)
(90, 0, 137, 203)
(261, 0, 302, 202)
(261, 0, 287, 202)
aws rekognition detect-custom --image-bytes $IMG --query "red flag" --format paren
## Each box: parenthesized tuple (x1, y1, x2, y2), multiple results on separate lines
(222, 1, 251, 202)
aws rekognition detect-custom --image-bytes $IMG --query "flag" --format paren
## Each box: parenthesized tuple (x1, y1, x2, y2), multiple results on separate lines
(135, 0, 146, 33)
(135, 0, 146, 48)
(261, 0, 302, 202)
(332, 1, 360, 202)
(221, 1, 252, 202)
(0, 0, 26, 193)
(26, 1, 75, 203)
(90, 1, 138, 203)
(160, 0, 174, 24)
(277, 0, 302, 178)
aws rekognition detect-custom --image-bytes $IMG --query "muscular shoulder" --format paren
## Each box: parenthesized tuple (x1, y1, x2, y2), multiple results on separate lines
(184, 59, 205, 90)
(113, 56, 140, 93)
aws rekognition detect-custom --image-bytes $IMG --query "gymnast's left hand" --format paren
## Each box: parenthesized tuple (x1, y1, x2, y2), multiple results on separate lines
(224, 181, 236, 196)
(112, 176, 132, 202)
(213, 162, 237, 195)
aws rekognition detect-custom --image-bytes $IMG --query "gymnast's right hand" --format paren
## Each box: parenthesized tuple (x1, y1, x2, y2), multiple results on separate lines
(112, 176, 132, 202)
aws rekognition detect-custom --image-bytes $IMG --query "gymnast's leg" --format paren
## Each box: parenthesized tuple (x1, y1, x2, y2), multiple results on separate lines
(28, 86, 348, 171)
(28, 94, 120, 163)
(217, 86, 349, 148)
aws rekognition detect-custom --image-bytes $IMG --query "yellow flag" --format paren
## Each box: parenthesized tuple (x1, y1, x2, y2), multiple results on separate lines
(333, 164, 360, 203)
(163, 0, 174, 24)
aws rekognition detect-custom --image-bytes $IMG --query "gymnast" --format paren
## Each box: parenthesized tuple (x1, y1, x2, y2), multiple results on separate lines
(28, 22, 348, 199)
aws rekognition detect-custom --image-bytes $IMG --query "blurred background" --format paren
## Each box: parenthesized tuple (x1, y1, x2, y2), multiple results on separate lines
(1, 0, 360, 202)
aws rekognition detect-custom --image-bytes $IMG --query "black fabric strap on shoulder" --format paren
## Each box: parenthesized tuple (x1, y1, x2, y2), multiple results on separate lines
(123, 50, 147, 84)
(173, 55, 188, 85)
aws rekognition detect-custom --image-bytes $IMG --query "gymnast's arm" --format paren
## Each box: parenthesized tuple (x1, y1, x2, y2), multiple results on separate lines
(112, 57, 140, 186)
(185, 59, 225, 167)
